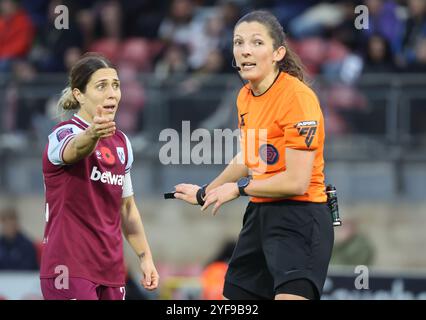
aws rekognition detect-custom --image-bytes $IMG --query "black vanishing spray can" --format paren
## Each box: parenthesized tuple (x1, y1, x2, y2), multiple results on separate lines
(326, 185, 342, 227)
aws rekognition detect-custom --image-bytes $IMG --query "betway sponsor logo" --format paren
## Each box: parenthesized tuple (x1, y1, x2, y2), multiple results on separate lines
(90, 166, 124, 186)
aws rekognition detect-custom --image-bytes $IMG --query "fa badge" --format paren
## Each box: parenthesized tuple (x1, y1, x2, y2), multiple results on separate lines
(116, 147, 125, 165)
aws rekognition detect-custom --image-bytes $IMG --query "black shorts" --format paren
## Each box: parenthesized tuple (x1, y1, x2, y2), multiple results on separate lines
(223, 200, 334, 300)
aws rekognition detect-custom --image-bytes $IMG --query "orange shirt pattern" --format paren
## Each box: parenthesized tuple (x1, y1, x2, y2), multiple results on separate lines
(237, 72, 326, 203)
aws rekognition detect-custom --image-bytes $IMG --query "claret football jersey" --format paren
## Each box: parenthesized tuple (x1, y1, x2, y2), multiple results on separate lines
(40, 114, 133, 286)
(238, 72, 326, 203)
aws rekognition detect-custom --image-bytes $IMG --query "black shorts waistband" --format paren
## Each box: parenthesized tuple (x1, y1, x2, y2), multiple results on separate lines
(249, 200, 327, 207)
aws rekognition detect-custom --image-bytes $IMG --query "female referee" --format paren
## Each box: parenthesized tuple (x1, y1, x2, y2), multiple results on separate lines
(174, 10, 334, 300)
(40, 53, 159, 299)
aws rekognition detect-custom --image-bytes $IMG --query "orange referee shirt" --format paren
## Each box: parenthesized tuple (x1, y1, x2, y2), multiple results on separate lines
(237, 72, 326, 203)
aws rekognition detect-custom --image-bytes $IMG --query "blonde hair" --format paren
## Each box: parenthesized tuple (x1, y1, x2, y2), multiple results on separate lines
(57, 87, 79, 111)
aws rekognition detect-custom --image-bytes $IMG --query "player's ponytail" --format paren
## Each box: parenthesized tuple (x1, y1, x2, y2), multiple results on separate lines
(57, 86, 79, 110)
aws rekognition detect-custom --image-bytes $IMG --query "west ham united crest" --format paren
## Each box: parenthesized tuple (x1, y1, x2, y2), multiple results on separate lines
(116, 147, 125, 165)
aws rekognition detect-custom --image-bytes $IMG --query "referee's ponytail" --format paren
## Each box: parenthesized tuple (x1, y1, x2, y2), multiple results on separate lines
(278, 46, 305, 83)
(235, 10, 307, 83)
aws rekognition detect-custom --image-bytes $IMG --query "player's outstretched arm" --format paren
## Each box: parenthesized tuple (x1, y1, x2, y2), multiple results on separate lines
(63, 106, 116, 164)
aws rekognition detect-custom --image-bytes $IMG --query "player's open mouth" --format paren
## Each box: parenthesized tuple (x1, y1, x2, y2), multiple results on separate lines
(103, 105, 116, 111)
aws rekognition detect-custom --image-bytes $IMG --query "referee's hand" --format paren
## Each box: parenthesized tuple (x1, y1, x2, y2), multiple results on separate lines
(174, 183, 199, 205)
(202, 183, 239, 215)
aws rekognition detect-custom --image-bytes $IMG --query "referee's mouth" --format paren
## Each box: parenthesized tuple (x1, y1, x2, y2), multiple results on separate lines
(241, 62, 256, 71)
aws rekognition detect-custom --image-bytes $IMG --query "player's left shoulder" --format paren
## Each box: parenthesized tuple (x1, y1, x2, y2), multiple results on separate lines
(114, 129, 128, 144)
(114, 130, 133, 156)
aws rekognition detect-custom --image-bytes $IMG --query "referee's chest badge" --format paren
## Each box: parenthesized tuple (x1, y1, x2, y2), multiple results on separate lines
(259, 144, 279, 165)
(116, 147, 125, 164)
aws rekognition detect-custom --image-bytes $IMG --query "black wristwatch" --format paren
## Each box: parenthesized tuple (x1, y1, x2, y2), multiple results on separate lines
(196, 184, 208, 206)
(237, 177, 251, 196)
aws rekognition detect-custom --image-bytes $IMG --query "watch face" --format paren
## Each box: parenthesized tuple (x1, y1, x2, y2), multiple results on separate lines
(238, 177, 250, 188)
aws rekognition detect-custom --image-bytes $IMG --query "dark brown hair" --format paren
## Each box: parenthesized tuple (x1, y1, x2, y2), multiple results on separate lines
(234, 10, 306, 83)
(58, 52, 115, 110)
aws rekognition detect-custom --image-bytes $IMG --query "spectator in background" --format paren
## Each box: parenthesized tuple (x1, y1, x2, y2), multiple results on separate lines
(361, 0, 402, 53)
(19, 0, 48, 31)
(113, 63, 146, 134)
(157, 0, 209, 69)
(120, 0, 167, 39)
(272, 0, 320, 31)
(187, 9, 226, 70)
(363, 34, 397, 73)
(168, 49, 226, 129)
(0, 0, 35, 72)
(97, 0, 122, 40)
(217, 1, 243, 73)
(89, 1, 160, 72)
(403, 36, 426, 72)
(87, 0, 123, 65)
(12, 58, 60, 143)
(179, 49, 225, 95)
(402, 37, 426, 136)
(288, 1, 346, 39)
(158, 0, 197, 45)
(399, 0, 426, 66)
(33, 0, 83, 72)
(2, 60, 49, 139)
(74, 1, 98, 51)
(63, 47, 83, 71)
(0, 207, 39, 271)
(329, 0, 363, 52)
(154, 43, 189, 82)
(331, 218, 375, 266)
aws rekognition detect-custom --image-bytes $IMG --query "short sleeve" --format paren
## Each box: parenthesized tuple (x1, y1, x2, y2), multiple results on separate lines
(122, 172, 134, 198)
(123, 133, 134, 173)
(281, 91, 321, 151)
(47, 124, 81, 165)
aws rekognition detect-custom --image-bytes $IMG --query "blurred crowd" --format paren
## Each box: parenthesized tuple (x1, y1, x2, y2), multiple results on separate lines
(0, 0, 425, 138)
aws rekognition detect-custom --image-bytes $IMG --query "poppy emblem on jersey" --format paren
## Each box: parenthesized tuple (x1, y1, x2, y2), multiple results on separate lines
(116, 147, 125, 165)
(259, 144, 279, 165)
(294, 120, 318, 148)
(56, 127, 73, 142)
(98, 146, 115, 165)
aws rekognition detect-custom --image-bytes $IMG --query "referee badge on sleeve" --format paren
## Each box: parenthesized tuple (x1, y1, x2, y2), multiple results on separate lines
(294, 120, 318, 148)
